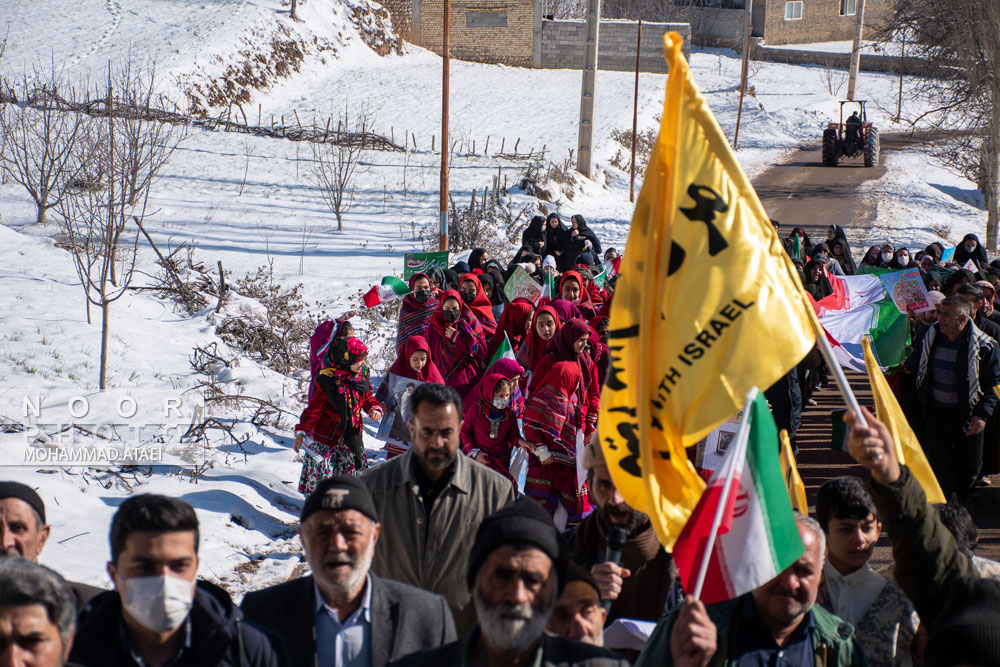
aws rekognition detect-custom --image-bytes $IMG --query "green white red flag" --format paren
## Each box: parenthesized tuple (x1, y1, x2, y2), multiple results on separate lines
(489, 334, 515, 367)
(362, 276, 410, 308)
(672, 390, 805, 605)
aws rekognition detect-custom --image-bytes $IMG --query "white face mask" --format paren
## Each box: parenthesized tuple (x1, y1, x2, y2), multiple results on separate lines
(881, 252, 893, 263)
(492, 397, 508, 409)
(121, 575, 195, 634)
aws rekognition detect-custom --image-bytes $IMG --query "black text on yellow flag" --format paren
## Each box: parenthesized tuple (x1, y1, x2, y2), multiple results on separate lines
(599, 32, 816, 549)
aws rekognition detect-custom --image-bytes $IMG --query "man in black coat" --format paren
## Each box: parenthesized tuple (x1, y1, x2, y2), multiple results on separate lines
(241, 476, 456, 667)
(70, 494, 283, 667)
(390, 498, 628, 667)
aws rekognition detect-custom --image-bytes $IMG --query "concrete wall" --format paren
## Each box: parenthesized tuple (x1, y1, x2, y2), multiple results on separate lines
(656, 6, 745, 47)
(538, 20, 691, 73)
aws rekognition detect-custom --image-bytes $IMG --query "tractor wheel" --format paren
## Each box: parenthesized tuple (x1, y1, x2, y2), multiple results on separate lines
(822, 129, 839, 166)
(864, 127, 880, 167)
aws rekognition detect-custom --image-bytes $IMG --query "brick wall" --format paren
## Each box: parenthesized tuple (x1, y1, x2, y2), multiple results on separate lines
(539, 20, 691, 73)
(762, 0, 889, 45)
(414, 0, 537, 67)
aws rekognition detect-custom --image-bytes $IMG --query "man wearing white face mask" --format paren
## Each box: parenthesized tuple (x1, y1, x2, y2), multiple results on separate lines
(69, 495, 284, 667)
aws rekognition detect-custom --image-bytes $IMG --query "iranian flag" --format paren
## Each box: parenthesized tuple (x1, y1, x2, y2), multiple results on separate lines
(819, 298, 909, 372)
(362, 276, 410, 308)
(489, 334, 516, 367)
(673, 390, 805, 605)
(812, 273, 884, 315)
(538, 272, 557, 302)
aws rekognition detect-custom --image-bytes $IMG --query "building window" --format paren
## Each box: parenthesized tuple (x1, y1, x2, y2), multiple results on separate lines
(466, 10, 507, 27)
(784, 1, 802, 20)
(840, 0, 856, 15)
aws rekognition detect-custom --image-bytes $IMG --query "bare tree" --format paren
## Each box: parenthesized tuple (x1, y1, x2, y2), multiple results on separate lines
(878, 0, 1000, 249)
(58, 74, 148, 391)
(310, 104, 372, 231)
(0, 69, 93, 224)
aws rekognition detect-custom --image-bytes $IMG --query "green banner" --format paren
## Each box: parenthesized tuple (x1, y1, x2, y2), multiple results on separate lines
(403, 251, 449, 279)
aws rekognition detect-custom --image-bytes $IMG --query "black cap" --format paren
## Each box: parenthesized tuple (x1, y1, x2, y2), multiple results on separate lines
(300, 476, 378, 525)
(565, 562, 601, 600)
(0, 482, 45, 524)
(467, 497, 568, 595)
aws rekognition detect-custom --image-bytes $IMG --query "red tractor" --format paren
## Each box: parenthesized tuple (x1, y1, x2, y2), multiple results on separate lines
(822, 100, 879, 167)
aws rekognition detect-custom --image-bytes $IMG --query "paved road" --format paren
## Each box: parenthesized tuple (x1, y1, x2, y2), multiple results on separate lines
(750, 139, 1000, 565)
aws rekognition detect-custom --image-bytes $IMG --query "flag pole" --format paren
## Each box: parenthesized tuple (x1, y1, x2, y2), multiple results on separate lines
(810, 318, 878, 459)
(692, 386, 759, 600)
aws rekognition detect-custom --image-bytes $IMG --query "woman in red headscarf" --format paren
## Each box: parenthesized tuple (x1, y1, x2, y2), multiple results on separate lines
(522, 360, 591, 527)
(396, 273, 440, 353)
(460, 373, 520, 489)
(426, 290, 487, 398)
(588, 316, 610, 388)
(486, 298, 534, 362)
(528, 318, 600, 438)
(458, 273, 497, 338)
(294, 336, 383, 491)
(376, 336, 445, 459)
(515, 305, 561, 376)
(559, 271, 598, 320)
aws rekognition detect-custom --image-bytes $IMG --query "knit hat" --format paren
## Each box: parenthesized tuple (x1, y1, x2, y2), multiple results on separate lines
(925, 575, 1000, 666)
(565, 562, 601, 599)
(0, 482, 45, 524)
(974, 279, 996, 295)
(467, 498, 568, 594)
(300, 475, 379, 524)
(926, 290, 946, 307)
(542, 256, 557, 271)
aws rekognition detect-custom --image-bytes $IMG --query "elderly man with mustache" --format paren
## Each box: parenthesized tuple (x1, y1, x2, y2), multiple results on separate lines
(390, 498, 629, 667)
(241, 476, 457, 667)
(634, 513, 866, 667)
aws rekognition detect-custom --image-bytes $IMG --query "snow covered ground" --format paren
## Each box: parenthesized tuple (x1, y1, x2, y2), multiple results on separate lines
(0, 0, 987, 596)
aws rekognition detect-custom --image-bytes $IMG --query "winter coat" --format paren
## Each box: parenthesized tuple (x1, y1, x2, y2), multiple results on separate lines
(361, 449, 515, 632)
(460, 373, 520, 487)
(426, 290, 487, 392)
(634, 594, 864, 667)
(568, 215, 602, 257)
(903, 319, 1000, 425)
(544, 216, 572, 270)
(70, 581, 285, 667)
(241, 574, 457, 667)
(954, 233, 989, 274)
(389, 629, 629, 667)
(866, 465, 975, 629)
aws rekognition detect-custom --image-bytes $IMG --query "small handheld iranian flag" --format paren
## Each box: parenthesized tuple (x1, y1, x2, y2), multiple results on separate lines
(672, 389, 805, 605)
(362, 276, 410, 308)
(489, 333, 516, 367)
(539, 272, 557, 302)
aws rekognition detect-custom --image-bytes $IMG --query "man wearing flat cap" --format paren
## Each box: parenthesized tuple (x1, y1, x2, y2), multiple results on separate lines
(390, 498, 628, 667)
(0, 481, 103, 609)
(241, 476, 457, 667)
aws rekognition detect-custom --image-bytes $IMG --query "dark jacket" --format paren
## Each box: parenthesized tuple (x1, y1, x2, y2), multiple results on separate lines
(240, 574, 457, 667)
(68, 580, 104, 611)
(522, 217, 546, 254)
(866, 465, 974, 630)
(389, 629, 629, 667)
(903, 319, 1000, 424)
(634, 595, 865, 667)
(567, 515, 676, 623)
(71, 580, 284, 667)
(975, 311, 1000, 342)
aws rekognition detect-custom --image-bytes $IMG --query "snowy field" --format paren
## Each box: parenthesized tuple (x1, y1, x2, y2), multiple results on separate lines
(0, 0, 987, 596)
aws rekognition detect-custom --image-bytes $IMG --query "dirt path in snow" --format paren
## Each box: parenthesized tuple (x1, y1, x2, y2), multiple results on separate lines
(750, 134, 1000, 564)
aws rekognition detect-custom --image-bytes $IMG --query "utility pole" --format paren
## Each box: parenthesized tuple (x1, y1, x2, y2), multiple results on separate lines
(630, 20, 641, 203)
(846, 0, 865, 101)
(733, 0, 753, 148)
(439, 0, 450, 251)
(576, 0, 601, 179)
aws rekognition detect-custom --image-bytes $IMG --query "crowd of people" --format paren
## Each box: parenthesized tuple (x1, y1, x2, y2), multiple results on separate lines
(5, 214, 1000, 666)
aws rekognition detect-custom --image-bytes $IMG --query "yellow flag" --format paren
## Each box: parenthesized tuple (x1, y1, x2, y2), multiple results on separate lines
(598, 32, 818, 550)
(779, 429, 809, 514)
(862, 338, 946, 503)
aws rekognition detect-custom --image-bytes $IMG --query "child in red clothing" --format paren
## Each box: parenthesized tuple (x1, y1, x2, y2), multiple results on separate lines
(293, 337, 383, 493)
(460, 374, 520, 489)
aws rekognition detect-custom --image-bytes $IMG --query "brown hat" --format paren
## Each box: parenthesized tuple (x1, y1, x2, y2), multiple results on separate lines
(582, 433, 605, 470)
(974, 280, 996, 295)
